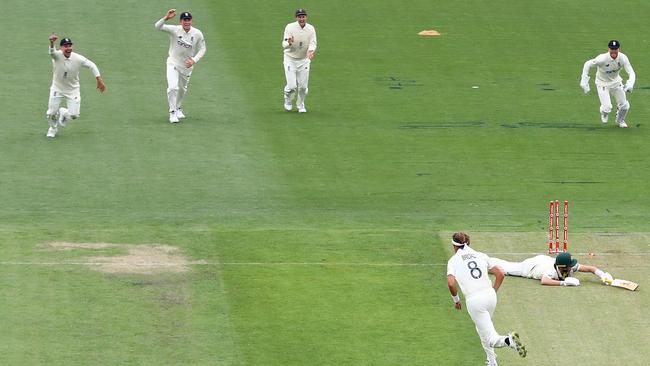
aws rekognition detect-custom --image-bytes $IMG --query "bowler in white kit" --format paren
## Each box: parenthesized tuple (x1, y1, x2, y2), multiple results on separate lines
(282, 8, 317, 113)
(155, 9, 206, 123)
(446, 232, 526, 366)
(46, 34, 105, 138)
(489, 252, 614, 286)
(580, 40, 636, 128)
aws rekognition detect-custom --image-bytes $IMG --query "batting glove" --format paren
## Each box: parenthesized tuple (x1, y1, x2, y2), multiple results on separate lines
(601, 272, 614, 284)
(562, 277, 580, 286)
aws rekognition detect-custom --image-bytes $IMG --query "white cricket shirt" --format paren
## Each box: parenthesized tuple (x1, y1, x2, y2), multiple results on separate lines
(582, 52, 636, 87)
(155, 18, 206, 72)
(523, 255, 580, 280)
(49, 47, 100, 98)
(282, 21, 317, 60)
(447, 246, 493, 298)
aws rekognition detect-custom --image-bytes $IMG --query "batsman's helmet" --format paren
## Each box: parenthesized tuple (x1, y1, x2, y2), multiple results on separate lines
(608, 40, 620, 49)
(180, 12, 192, 20)
(295, 8, 307, 17)
(555, 252, 577, 279)
(60, 38, 73, 46)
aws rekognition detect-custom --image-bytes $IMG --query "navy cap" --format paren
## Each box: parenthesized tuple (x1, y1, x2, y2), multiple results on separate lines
(180, 11, 192, 20)
(60, 38, 73, 46)
(295, 8, 307, 16)
(608, 40, 620, 49)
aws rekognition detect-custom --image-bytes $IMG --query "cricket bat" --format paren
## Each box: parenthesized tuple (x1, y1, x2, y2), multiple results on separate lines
(608, 279, 639, 291)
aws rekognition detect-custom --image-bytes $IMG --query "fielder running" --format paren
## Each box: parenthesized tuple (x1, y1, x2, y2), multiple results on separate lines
(282, 8, 317, 113)
(155, 9, 206, 123)
(46, 33, 105, 138)
(580, 40, 636, 128)
(489, 252, 614, 286)
(447, 232, 526, 366)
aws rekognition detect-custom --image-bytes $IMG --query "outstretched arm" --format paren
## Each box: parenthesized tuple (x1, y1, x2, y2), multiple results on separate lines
(447, 275, 461, 310)
(48, 33, 58, 58)
(578, 264, 613, 283)
(155, 9, 176, 30)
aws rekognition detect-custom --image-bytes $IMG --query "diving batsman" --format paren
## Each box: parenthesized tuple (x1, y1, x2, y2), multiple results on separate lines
(488, 252, 613, 286)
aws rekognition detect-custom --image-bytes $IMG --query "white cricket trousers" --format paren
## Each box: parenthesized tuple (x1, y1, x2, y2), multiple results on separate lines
(46, 88, 81, 128)
(596, 81, 628, 115)
(283, 57, 311, 107)
(167, 62, 191, 113)
(466, 288, 508, 365)
(489, 257, 540, 277)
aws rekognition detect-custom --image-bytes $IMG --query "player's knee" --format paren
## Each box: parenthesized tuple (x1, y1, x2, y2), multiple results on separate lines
(618, 101, 630, 111)
(167, 87, 179, 93)
(46, 113, 57, 121)
(298, 87, 308, 94)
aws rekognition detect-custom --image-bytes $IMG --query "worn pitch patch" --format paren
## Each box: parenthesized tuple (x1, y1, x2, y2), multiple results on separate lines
(418, 30, 441, 36)
(43, 242, 206, 274)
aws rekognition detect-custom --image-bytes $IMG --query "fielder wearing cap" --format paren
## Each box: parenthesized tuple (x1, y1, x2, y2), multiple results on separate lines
(154, 8, 206, 123)
(281, 8, 317, 113)
(446, 232, 527, 365)
(488, 252, 614, 286)
(579, 39, 636, 128)
(45, 33, 105, 138)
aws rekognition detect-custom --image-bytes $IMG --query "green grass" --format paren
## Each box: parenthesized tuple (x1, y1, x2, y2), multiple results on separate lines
(1, 0, 649, 365)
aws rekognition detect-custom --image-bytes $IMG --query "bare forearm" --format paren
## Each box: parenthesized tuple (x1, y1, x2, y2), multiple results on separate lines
(541, 276, 562, 286)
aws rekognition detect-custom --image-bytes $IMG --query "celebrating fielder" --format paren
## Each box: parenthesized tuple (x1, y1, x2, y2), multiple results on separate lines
(46, 34, 105, 138)
(282, 9, 317, 113)
(155, 9, 206, 123)
(446, 232, 526, 366)
(489, 252, 613, 286)
(580, 40, 636, 128)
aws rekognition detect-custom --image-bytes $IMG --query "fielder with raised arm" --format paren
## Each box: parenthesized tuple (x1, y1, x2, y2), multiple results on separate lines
(46, 33, 105, 138)
(282, 8, 317, 113)
(155, 9, 206, 123)
(489, 252, 613, 286)
(580, 40, 636, 128)
(446, 232, 526, 366)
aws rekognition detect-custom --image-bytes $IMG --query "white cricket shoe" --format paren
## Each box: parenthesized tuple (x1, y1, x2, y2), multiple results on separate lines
(46, 127, 57, 138)
(600, 111, 608, 123)
(176, 108, 186, 119)
(297, 104, 307, 113)
(507, 332, 526, 358)
(619, 121, 628, 128)
(284, 97, 292, 111)
(169, 111, 179, 123)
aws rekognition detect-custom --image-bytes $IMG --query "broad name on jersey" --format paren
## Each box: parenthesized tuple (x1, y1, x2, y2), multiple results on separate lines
(461, 253, 476, 261)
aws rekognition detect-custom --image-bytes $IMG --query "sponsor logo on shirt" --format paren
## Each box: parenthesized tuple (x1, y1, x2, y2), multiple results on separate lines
(177, 36, 193, 49)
